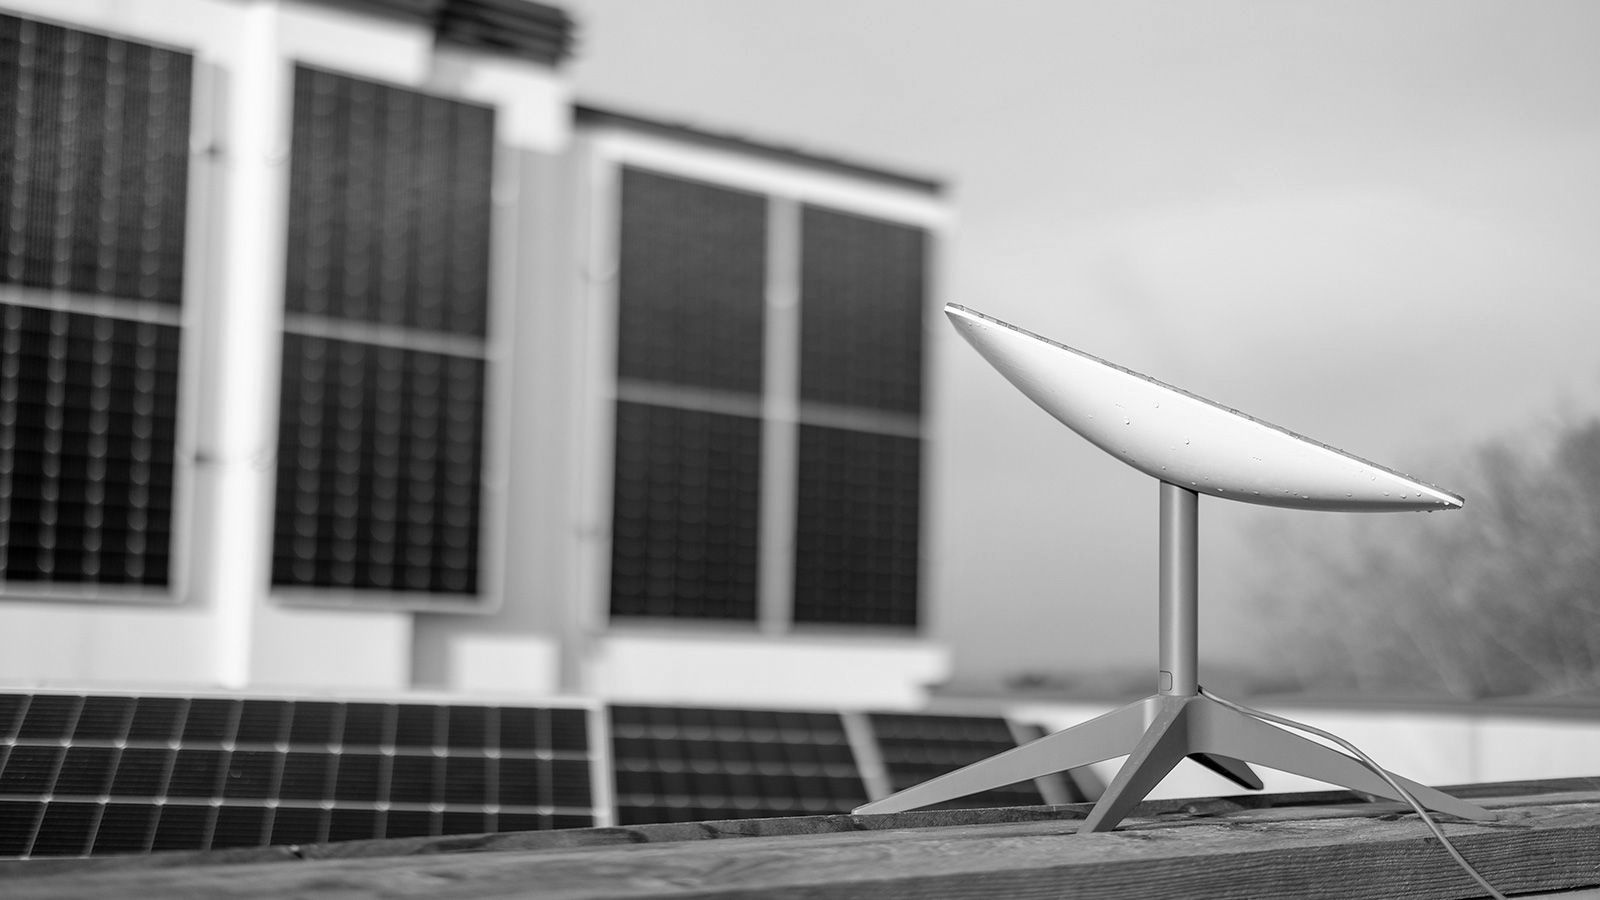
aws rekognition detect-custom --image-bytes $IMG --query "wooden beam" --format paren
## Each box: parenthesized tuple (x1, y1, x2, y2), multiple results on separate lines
(4, 779, 1599, 898)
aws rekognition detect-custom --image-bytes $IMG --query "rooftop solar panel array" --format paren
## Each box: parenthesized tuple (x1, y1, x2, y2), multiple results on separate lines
(0, 14, 191, 593)
(0, 692, 1071, 858)
(0, 693, 598, 858)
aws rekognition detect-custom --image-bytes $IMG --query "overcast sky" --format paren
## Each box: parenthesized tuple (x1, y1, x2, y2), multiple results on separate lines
(562, 0, 1600, 684)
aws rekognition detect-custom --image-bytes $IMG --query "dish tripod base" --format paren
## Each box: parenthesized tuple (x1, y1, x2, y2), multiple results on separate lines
(854, 484, 1492, 832)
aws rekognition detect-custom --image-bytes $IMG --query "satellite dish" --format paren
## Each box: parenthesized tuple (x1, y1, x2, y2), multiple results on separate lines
(855, 304, 1488, 832)
(945, 303, 1461, 512)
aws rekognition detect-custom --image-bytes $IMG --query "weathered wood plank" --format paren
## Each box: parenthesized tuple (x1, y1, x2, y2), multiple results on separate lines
(3, 783, 1599, 899)
(8, 776, 1594, 882)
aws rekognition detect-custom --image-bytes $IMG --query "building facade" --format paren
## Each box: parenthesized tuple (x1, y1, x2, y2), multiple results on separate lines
(0, 0, 951, 708)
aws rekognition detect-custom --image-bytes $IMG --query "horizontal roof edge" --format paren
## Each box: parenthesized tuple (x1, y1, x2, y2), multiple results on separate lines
(574, 104, 946, 196)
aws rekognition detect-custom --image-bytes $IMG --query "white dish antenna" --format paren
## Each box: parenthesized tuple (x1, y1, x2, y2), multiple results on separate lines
(946, 304, 1460, 512)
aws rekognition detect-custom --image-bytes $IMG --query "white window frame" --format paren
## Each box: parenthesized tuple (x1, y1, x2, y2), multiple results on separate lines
(571, 120, 951, 639)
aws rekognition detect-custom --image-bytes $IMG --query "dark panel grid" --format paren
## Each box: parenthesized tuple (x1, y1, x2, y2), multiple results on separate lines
(869, 713, 1044, 810)
(284, 65, 493, 336)
(0, 14, 193, 303)
(615, 167, 767, 393)
(609, 705, 866, 825)
(609, 402, 761, 621)
(793, 426, 920, 628)
(272, 333, 485, 596)
(798, 206, 926, 414)
(0, 304, 181, 586)
(0, 694, 597, 858)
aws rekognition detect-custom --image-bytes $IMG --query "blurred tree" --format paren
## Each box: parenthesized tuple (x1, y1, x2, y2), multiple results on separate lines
(1249, 418, 1600, 699)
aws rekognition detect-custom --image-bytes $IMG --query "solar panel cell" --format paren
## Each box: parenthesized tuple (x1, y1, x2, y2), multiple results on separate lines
(166, 750, 226, 798)
(16, 695, 80, 741)
(332, 753, 383, 802)
(210, 805, 268, 849)
(0, 746, 60, 794)
(126, 698, 183, 742)
(53, 747, 116, 796)
(180, 700, 237, 744)
(72, 696, 133, 740)
(91, 802, 156, 854)
(0, 801, 43, 857)
(221, 751, 280, 799)
(287, 702, 340, 747)
(150, 804, 213, 852)
(234, 701, 290, 746)
(387, 755, 438, 804)
(108, 747, 169, 796)
(268, 806, 326, 846)
(278, 753, 333, 801)
(383, 808, 435, 839)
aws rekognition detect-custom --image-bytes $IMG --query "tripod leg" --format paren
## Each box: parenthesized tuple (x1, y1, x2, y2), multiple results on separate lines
(1079, 698, 1192, 833)
(1192, 701, 1492, 821)
(1189, 753, 1264, 791)
(854, 697, 1152, 815)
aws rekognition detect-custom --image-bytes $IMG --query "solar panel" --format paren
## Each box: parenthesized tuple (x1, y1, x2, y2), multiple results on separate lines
(0, 693, 599, 858)
(609, 401, 762, 620)
(615, 166, 768, 394)
(868, 713, 1047, 810)
(273, 65, 493, 603)
(272, 334, 485, 596)
(0, 14, 191, 593)
(283, 65, 493, 337)
(0, 14, 192, 304)
(798, 205, 926, 414)
(609, 705, 868, 825)
(1, 272, 183, 589)
(792, 425, 921, 627)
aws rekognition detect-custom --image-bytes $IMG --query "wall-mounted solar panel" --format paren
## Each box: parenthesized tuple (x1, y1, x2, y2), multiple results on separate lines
(0, 13, 192, 593)
(272, 334, 485, 596)
(868, 712, 1047, 810)
(609, 705, 867, 825)
(615, 167, 768, 395)
(0, 14, 192, 304)
(792, 425, 920, 628)
(0, 693, 599, 858)
(284, 64, 493, 337)
(609, 402, 762, 620)
(798, 206, 926, 415)
(273, 65, 494, 604)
